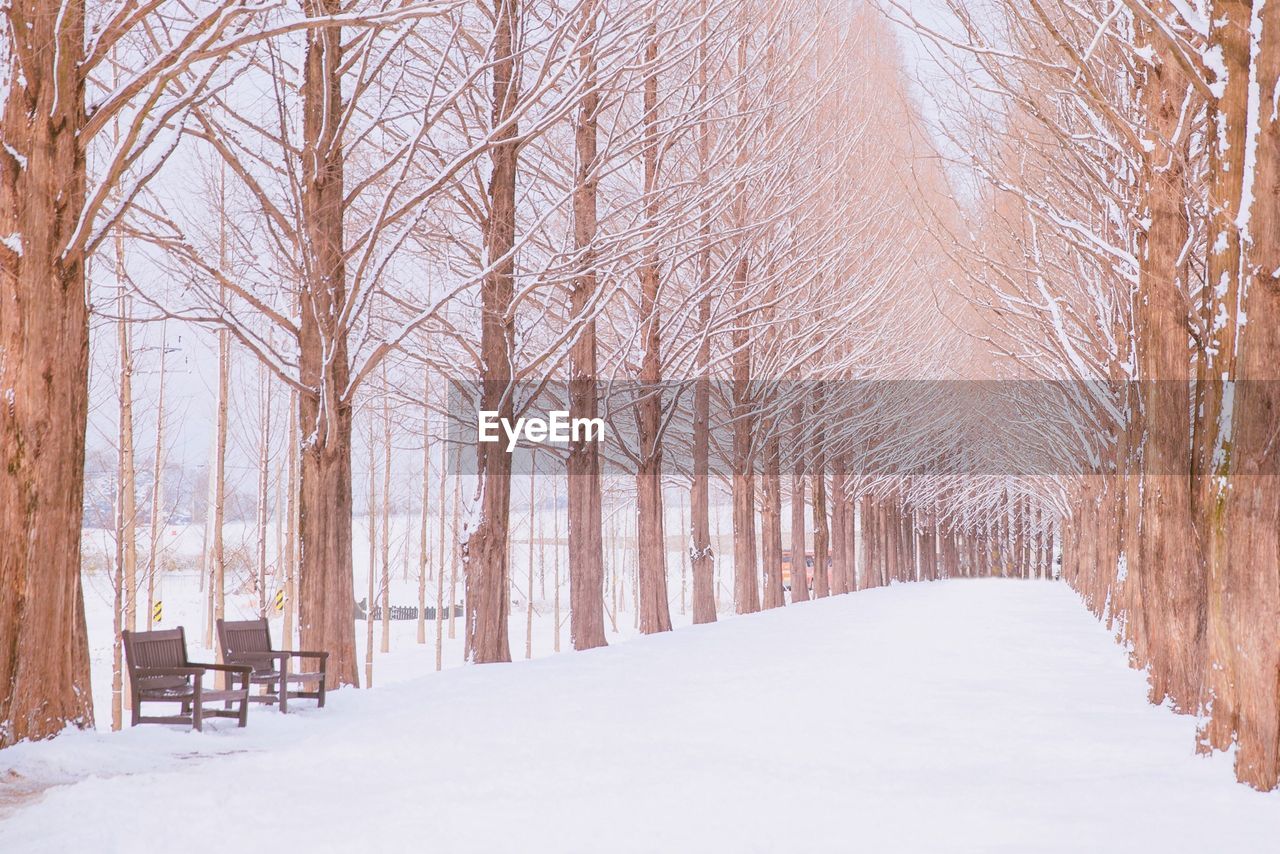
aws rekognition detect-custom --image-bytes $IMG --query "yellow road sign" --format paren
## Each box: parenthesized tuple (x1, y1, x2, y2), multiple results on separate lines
(152, 601, 162, 624)
(274, 589, 285, 612)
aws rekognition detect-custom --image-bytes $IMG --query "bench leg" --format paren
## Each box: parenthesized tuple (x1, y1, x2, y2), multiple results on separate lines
(279, 661, 288, 713)
(192, 682, 203, 732)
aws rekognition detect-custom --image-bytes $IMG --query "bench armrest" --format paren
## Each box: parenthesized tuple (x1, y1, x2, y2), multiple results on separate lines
(189, 663, 252, 686)
(283, 650, 328, 661)
(224, 651, 327, 668)
(197, 663, 252, 675)
(134, 666, 205, 678)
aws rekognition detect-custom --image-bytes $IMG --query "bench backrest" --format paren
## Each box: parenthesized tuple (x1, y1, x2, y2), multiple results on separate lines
(217, 618, 274, 673)
(122, 627, 190, 690)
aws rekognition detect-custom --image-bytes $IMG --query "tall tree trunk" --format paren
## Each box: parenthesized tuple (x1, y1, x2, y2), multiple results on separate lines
(112, 285, 134, 729)
(923, 513, 938, 582)
(435, 435, 448, 669)
(526, 459, 536, 658)
(1196, 0, 1253, 751)
(297, 0, 358, 688)
(284, 390, 299, 651)
(857, 495, 872, 590)
(380, 388, 392, 654)
(761, 437, 785, 608)
(729, 435, 760, 615)
(635, 461, 671, 632)
(730, 257, 760, 615)
(829, 460, 849, 594)
(689, 367, 716, 623)
(463, 0, 520, 664)
(116, 277, 138, 639)
(146, 323, 169, 628)
(255, 363, 271, 617)
(728, 14, 758, 616)
(906, 513, 917, 583)
(881, 499, 894, 586)
(1013, 495, 1026, 580)
(634, 15, 672, 634)
(418, 374, 431, 646)
(810, 402, 829, 598)
(1201, 0, 1280, 789)
(111, 540, 123, 731)
(688, 0, 717, 625)
(790, 412, 810, 602)
(206, 314, 229, 653)
(567, 0, 608, 650)
(449, 471, 460, 642)
(552, 474, 562, 652)
(364, 432, 376, 688)
(849, 483, 860, 591)
(0, 0, 95, 747)
(115, 277, 138, 718)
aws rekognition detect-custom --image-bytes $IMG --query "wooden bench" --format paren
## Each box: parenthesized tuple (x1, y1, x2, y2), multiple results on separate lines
(122, 627, 251, 731)
(216, 618, 328, 713)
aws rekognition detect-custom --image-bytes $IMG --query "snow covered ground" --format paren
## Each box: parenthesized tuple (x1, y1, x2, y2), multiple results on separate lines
(3, 579, 1277, 853)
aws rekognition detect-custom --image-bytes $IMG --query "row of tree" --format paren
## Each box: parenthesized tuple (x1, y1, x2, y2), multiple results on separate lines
(893, 0, 1280, 790)
(2, 0, 976, 747)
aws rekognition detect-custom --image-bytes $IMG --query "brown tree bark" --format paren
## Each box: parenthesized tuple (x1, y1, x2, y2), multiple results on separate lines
(810, 413, 829, 598)
(858, 495, 876, 590)
(899, 502, 913, 583)
(730, 456, 759, 614)
(284, 391, 299, 651)
(115, 287, 138, 639)
(688, 0, 717, 625)
(1013, 495, 1027, 579)
(436, 447, 449, 669)
(1201, 0, 1280, 789)
(114, 281, 137, 717)
(145, 323, 169, 631)
(828, 466, 846, 594)
(830, 460, 855, 594)
(297, 0, 358, 687)
(0, 0, 95, 745)
(727, 19, 759, 617)
(634, 16, 672, 634)
(789, 411, 810, 602)
(418, 375, 431, 647)
(1197, 0, 1254, 755)
(364, 432, 377, 688)
(1131, 22, 1203, 712)
(567, 0, 608, 650)
(526, 461, 537, 659)
(205, 283, 229, 655)
(689, 359, 717, 622)
(882, 499, 897, 584)
(922, 513, 938, 582)
(843, 480, 858, 590)
(760, 436, 785, 608)
(255, 364, 271, 618)
(462, 0, 520, 663)
(380, 389, 392, 655)
(728, 267, 760, 615)
(689, 362, 716, 622)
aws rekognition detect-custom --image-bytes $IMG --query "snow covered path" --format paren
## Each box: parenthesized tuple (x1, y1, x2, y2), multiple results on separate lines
(2, 580, 1277, 853)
